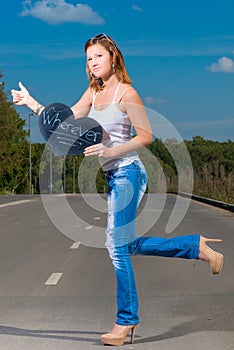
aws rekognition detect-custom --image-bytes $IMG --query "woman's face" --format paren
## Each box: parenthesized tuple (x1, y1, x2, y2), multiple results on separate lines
(86, 43, 113, 79)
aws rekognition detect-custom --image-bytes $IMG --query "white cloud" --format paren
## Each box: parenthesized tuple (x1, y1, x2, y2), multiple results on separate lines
(132, 4, 143, 12)
(207, 55, 234, 73)
(19, 0, 105, 25)
(145, 97, 167, 106)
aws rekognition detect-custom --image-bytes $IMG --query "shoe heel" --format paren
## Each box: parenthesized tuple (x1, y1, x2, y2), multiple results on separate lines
(130, 326, 136, 344)
(205, 238, 223, 243)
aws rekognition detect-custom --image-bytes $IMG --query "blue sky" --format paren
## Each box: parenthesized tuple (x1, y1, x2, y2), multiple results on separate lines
(1, 0, 234, 142)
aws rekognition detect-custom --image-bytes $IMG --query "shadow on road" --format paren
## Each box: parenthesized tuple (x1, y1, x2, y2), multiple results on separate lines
(0, 326, 102, 343)
(135, 316, 234, 344)
(0, 316, 233, 346)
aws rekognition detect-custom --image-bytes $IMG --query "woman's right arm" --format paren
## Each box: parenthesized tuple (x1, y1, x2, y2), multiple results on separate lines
(11, 82, 93, 118)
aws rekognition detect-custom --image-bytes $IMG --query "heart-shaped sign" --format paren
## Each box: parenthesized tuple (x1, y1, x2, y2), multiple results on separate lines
(38, 103, 103, 156)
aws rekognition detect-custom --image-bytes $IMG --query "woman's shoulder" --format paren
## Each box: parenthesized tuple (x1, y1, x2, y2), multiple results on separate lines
(119, 83, 141, 104)
(82, 86, 95, 103)
(120, 83, 135, 93)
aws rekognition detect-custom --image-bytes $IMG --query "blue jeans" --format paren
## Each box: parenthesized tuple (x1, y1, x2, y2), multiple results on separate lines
(105, 159, 200, 326)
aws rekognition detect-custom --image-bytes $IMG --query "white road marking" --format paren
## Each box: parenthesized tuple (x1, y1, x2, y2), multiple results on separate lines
(70, 242, 80, 249)
(94, 216, 101, 220)
(85, 225, 93, 230)
(45, 273, 63, 285)
(144, 209, 163, 212)
(0, 199, 36, 208)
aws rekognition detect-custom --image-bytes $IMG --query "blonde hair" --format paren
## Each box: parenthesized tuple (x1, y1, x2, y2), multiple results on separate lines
(84, 34, 132, 91)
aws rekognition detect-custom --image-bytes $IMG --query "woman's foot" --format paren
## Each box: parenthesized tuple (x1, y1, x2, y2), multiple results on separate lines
(199, 236, 224, 274)
(101, 324, 136, 346)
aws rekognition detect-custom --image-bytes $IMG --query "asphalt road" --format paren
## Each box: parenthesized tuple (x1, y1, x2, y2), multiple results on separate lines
(0, 194, 233, 350)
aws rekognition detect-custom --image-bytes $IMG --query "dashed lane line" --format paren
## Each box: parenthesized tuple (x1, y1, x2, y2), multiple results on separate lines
(70, 242, 81, 249)
(44, 216, 102, 286)
(45, 273, 63, 286)
(85, 225, 93, 230)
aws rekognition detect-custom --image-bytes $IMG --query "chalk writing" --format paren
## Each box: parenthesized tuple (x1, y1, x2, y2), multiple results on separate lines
(39, 103, 103, 156)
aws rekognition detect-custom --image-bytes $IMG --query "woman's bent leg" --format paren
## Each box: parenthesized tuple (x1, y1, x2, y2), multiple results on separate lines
(129, 235, 223, 274)
(129, 235, 200, 259)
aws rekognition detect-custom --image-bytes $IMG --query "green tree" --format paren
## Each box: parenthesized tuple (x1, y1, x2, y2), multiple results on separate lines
(0, 72, 29, 193)
(185, 137, 234, 203)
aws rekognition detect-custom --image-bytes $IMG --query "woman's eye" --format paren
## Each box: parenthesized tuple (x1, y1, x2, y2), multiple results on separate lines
(87, 58, 92, 62)
(97, 54, 102, 58)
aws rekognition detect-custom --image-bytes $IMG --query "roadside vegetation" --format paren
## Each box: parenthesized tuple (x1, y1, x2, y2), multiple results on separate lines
(1, 73, 233, 203)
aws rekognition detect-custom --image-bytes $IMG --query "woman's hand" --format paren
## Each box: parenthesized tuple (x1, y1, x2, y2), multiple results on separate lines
(11, 82, 43, 114)
(11, 82, 30, 106)
(84, 143, 113, 158)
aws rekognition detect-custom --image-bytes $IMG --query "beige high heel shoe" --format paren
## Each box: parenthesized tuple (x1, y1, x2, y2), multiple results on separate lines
(199, 236, 224, 274)
(101, 325, 136, 346)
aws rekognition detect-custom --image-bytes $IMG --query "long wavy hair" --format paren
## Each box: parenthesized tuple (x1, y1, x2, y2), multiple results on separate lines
(84, 33, 132, 91)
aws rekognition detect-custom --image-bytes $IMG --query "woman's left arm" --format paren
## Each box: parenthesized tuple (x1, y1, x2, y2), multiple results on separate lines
(84, 88, 153, 158)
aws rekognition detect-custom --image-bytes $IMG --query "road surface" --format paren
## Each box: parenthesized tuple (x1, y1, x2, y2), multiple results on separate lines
(0, 194, 233, 350)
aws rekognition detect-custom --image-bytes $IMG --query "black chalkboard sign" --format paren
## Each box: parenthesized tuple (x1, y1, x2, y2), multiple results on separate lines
(38, 103, 103, 156)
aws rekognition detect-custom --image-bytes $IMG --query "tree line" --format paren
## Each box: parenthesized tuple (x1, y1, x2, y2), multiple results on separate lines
(0, 73, 233, 203)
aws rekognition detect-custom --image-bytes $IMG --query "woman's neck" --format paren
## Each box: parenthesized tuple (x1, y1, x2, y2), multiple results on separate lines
(101, 73, 119, 90)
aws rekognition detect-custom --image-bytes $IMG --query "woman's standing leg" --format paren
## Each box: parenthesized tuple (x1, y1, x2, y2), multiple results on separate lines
(105, 161, 147, 326)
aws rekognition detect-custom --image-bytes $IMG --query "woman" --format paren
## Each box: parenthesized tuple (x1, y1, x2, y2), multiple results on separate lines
(11, 33, 224, 346)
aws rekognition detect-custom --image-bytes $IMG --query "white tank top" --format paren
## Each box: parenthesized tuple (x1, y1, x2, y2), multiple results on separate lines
(88, 82, 139, 171)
